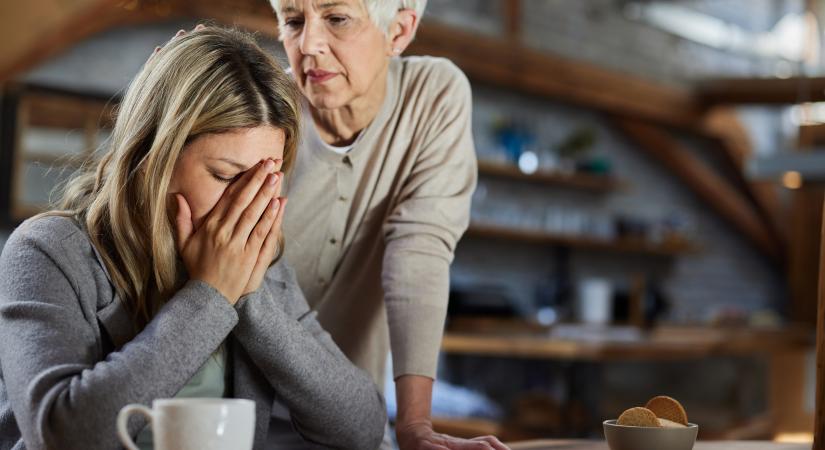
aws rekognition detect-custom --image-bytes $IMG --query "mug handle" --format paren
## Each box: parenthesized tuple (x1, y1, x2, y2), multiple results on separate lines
(117, 404, 154, 450)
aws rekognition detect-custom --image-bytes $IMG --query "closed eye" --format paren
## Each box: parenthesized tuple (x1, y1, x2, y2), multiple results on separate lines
(210, 172, 240, 184)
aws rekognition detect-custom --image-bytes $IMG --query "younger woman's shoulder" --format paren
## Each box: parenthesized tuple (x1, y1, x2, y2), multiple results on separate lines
(2, 214, 88, 264)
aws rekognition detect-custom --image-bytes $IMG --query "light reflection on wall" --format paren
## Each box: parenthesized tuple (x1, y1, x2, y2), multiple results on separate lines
(624, 1, 818, 76)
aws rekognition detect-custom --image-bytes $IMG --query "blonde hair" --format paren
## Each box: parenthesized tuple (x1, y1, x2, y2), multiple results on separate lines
(44, 27, 302, 329)
(270, 0, 427, 35)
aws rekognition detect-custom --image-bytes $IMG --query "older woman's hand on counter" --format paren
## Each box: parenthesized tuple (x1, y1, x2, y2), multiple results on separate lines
(396, 421, 510, 450)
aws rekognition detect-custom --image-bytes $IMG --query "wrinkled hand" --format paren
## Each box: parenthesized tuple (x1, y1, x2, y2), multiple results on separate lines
(397, 421, 510, 450)
(172, 159, 283, 304)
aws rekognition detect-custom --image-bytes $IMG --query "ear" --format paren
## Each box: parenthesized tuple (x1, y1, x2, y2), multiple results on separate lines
(386, 8, 419, 57)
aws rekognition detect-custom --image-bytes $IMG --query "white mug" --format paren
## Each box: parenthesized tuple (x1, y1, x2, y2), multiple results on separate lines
(117, 398, 255, 450)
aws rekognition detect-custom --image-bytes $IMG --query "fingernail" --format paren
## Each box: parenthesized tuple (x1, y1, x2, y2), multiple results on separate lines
(264, 159, 275, 171)
(271, 198, 280, 210)
(176, 29, 185, 36)
(267, 173, 277, 185)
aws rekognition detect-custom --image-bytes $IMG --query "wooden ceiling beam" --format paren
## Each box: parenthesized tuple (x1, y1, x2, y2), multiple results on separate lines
(407, 21, 703, 129)
(701, 107, 787, 244)
(176, 1, 278, 36)
(798, 123, 825, 148)
(614, 117, 784, 263)
(502, 0, 521, 41)
(698, 77, 825, 105)
(0, 0, 177, 84)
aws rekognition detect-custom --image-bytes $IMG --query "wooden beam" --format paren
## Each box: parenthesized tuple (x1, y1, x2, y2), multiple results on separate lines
(0, 0, 172, 83)
(799, 123, 825, 148)
(24, 89, 115, 129)
(815, 196, 825, 450)
(786, 131, 825, 326)
(701, 107, 786, 242)
(0, 0, 111, 81)
(407, 21, 703, 129)
(175, 1, 279, 35)
(698, 77, 825, 105)
(770, 351, 815, 439)
(1, 0, 116, 82)
(615, 118, 783, 262)
(788, 187, 823, 326)
(502, 0, 521, 41)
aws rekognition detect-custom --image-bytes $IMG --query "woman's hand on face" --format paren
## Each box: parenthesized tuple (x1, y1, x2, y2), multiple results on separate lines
(240, 174, 287, 298)
(173, 159, 282, 305)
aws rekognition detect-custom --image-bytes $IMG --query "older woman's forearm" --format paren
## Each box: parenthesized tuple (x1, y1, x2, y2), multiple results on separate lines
(395, 375, 434, 425)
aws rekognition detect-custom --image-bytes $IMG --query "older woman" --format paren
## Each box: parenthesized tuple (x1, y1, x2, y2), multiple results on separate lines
(267, 1, 509, 449)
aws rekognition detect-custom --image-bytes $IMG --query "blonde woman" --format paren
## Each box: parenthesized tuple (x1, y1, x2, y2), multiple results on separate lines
(0, 27, 385, 450)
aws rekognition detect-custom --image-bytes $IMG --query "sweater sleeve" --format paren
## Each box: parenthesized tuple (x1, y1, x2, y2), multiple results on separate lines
(232, 263, 387, 450)
(0, 229, 239, 450)
(381, 61, 477, 380)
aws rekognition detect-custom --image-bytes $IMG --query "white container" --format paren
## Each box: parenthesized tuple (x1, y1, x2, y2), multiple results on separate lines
(576, 278, 613, 325)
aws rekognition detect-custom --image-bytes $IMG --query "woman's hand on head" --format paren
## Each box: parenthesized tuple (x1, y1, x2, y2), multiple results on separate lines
(148, 23, 207, 61)
(172, 159, 285, 304)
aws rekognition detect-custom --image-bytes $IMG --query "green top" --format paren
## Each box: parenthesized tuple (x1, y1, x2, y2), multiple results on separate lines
(136, 345, 227, 450)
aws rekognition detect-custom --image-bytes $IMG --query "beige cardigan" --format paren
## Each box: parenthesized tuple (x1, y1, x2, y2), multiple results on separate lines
(283, 55, 477, 387)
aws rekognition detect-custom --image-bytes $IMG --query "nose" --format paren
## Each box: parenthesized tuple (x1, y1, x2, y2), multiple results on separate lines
(299, 18, 327, 56)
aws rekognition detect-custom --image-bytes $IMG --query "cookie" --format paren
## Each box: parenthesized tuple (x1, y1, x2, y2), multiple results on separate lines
(616, 407, 661, 427)
(658, 418, 687, 428)
(645, 396, 688, 426)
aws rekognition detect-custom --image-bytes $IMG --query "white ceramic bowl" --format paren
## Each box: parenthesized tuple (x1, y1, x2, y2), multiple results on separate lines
(603, 419, 698, 450)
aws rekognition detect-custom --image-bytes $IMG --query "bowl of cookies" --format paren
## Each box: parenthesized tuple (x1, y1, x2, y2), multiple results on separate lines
(603, 396, 698, 450)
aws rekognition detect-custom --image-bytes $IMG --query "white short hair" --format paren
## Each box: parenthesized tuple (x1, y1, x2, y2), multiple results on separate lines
(269, 0, 427, 35)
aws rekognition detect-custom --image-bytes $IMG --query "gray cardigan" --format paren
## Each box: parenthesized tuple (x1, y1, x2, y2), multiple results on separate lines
(0, 215, 387, 450)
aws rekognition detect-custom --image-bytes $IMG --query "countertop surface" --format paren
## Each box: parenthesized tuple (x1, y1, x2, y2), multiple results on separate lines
(508, 440, 809, 450)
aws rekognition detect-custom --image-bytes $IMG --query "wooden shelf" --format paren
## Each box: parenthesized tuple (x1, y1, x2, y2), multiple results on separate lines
(441, 324, 814, 361)
(477, 160, 623, 192)
(465, 223, 696, 256)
